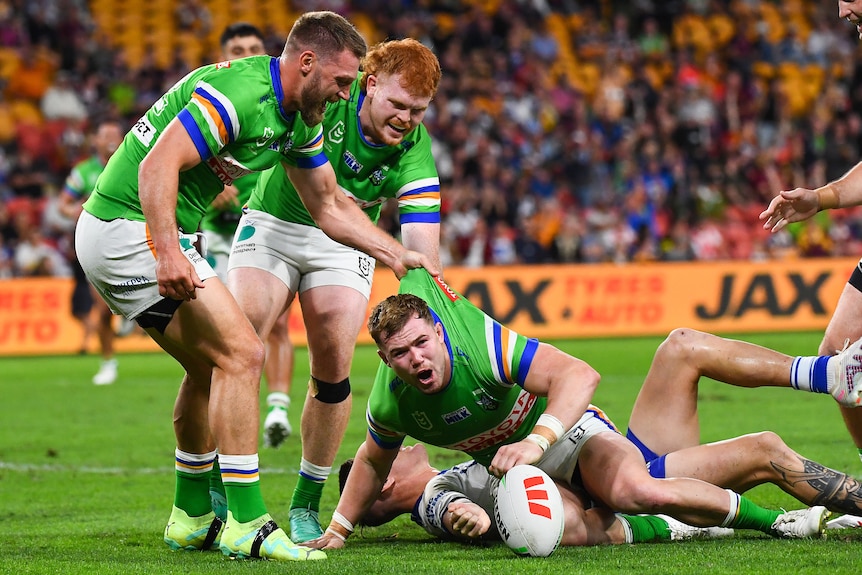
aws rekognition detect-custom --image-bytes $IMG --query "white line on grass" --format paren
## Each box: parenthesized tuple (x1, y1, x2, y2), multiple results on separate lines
(0, 461, 299, 475)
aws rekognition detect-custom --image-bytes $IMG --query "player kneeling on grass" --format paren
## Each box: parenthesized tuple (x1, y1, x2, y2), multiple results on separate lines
(308, 270, 853, 551)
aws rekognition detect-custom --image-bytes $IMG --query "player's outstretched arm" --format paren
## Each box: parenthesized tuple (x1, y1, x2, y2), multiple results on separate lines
(760, 160, 862, 232)
(284, 162, 439, 278)
(489, 343, 600, 477)
(308, 435, 400, 550)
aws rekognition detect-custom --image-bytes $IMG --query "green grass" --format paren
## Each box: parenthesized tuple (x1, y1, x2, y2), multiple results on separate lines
(2, 330, 862, 575)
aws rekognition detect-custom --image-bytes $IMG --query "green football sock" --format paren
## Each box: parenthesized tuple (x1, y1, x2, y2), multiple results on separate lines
(619, 514, 672, 542)
(290, 475, 324, 511)
(727, 495, 781, 532)
(174, 470, 213, 517)
(209, 457, 226, 499)
(219, 454, 267, 523)
(173, 449, 216, 517)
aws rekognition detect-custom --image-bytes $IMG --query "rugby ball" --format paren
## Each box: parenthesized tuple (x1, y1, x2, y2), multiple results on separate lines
(494, 465, 564, 557)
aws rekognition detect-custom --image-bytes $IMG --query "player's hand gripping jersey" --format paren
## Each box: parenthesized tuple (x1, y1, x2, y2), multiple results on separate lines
(83, 56, 326, 232)
(248, 76, 440, 227)
(367, 269, 544, 467)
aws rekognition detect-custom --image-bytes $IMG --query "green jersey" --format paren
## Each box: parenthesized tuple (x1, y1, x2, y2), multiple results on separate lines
(83, 56, 327, 233)
(63, 156, 105, 201)
(367, 269, 543, 467)
(199, 172, 260, 235)
(248, 77, 440, 227)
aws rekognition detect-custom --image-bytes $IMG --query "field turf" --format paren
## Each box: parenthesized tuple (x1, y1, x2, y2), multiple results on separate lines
(2, 330, 861, 575)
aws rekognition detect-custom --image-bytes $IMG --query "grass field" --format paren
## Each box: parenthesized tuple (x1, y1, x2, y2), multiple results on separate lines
(3, 330, 862, 575)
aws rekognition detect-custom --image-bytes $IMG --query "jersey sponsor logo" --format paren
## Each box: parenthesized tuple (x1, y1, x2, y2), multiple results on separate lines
(131, 117, 157, 147)
(215, 60, 231, 69)
(412, 410, 433, 430)
(442, 406, 471, 425)
(205, 155, 253, 186)
(153, 96, 168, 115)
(343, 150, 363, 173)
(108, 276, 150, 297)
(446, 390, 537, 453)
(327, 120, 345, 144)
(472, 389, 499, 411)
(256, 126, 275, 148)
(433, 275, 459, 302)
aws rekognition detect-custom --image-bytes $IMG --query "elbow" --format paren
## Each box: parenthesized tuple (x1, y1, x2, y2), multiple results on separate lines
(580, 362, 601, 395)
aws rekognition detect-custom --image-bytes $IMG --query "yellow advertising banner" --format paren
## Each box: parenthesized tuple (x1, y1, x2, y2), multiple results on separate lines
(1, 257, 857, 356)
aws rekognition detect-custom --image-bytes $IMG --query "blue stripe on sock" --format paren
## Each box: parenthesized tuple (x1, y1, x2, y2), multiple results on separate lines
(813, 356, 829, 394)
(790, 357, 801, 390)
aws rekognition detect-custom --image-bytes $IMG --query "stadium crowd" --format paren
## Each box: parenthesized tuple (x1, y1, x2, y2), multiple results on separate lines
(2, 0, 862, 278)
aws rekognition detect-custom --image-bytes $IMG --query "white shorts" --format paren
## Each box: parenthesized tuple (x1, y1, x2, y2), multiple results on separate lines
(228, 209, 376, 298)
(201, 228, 232, 284)
(75, 211, 217, 319)
(535, 405, 620, 488)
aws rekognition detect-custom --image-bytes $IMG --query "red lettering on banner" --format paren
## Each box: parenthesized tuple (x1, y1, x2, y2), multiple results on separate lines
(571, 275, 664, 297)
(0, 320, 59, 343)
(578, 303, 663, 325)
(0, 289, 61, 311)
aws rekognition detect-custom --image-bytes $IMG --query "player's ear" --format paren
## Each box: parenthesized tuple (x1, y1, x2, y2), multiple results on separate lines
(377, 349, 390, 366)
(435, 322, 444, 342)
(378, 476, 395, 500)
(299, 50, 315, 75)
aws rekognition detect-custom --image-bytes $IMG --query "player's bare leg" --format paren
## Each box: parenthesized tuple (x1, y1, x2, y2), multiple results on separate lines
(661, 431, 862, 516)
(628, 328, 794, 454)
(579, 432, 827, 537)
(289, 285, 367, 542)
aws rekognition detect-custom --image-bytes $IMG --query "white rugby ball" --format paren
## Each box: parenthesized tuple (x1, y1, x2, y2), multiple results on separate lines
(494, 464, 564, 557)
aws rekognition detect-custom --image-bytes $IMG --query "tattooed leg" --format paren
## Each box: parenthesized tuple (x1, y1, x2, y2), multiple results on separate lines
(771, 457, 862, 515)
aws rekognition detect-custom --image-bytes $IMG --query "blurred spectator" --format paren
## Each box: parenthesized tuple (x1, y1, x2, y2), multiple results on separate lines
(1, 0, 862, 276)
(40, 70, 87, 121)
(12, 214, 67, 276)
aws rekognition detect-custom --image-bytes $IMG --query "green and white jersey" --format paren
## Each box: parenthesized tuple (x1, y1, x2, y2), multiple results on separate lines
(248, 76, 440, 227)
(199, 172, 259, 235)
(63, 156, 105, 201)
(83, 56, 326, 233)
(367, 269, 542, 468)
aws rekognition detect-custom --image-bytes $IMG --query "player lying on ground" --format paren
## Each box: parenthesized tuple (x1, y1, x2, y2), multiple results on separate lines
(308, 270, 859, 550)
(336, 329, 862, 545)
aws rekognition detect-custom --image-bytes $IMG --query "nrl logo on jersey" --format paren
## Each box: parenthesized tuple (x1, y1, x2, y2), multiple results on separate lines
(343, 150, 363, 173)
(328, 120, 346, 144)
(412, 411, 433, 430)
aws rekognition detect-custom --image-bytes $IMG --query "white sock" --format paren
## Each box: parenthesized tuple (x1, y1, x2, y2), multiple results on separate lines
(267, 392, 290, 410)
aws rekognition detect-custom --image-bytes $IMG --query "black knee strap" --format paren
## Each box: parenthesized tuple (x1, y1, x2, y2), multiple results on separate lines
(850, 264, 862, 293)
(310, 376, 351, 404)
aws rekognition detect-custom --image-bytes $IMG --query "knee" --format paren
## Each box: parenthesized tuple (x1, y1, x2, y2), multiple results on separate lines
(657, 328, 712, 364)
(744, 430, 787, 460)
(603, 478, 669, 514)
(310, 376, 351, 404)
